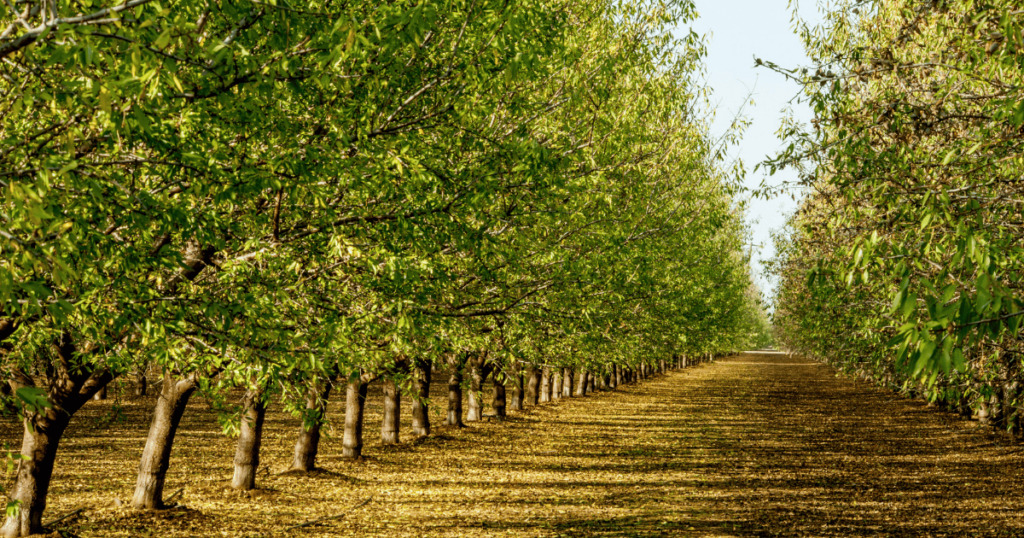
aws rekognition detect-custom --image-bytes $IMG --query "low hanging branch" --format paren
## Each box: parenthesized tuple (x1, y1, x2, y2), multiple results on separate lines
(285, 496, 373, 531)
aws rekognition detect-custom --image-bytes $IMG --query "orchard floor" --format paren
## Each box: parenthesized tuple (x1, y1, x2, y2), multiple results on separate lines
(3, 353, 1024, 537)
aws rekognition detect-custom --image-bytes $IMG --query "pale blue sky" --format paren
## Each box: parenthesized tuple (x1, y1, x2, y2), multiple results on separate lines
(688, 1, 822, 299)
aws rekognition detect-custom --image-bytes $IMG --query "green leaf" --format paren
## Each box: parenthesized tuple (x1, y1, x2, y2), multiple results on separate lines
(902, 292, 917, 319)
(941, 284, 955, 304)
(976, 273, 992, 310)
(5, 500, 20, 519)
(890, 290, 904, 314)
(15, 387, 51, 415)
(939, 337, 953, 373)
(1012, 100, 1024, 126)
(885, 332, 906, 347)
(914, 339, 936, 376)
(154, 29, 172, 48)
(952, 347, 966, 372)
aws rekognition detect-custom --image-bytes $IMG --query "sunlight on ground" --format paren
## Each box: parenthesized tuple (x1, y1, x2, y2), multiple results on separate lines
(2, 355, 1022, 537)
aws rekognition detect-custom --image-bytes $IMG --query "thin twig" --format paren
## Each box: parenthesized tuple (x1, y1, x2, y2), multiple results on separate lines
(43, 507, 85, 527)
(165, 487, 185, 504)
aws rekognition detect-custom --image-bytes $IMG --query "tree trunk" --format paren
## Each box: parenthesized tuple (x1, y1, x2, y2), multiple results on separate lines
(0, 383, 12, 416)
(92, 385, 107, 400)
(466, 358, 491, 422)
(1005, 381, 1020, 435)
(342, 374, 370, 460)
(231, 389, 266, 490)
(562, 368, 573, 397)
(411, 358, 431, 437)
(990, 387, 1004, 427)
(539, 367, 551, 403)
(601, 372, 611, 390)
(446, 355, 467, 427)
(492, 379, 507, 421)
(381, 378, 401, 445)
(526, 365, 540, 406)
(132, 373, 201, 509)
(289, 375, 336, 472)
(1, 412, 70, 537)
(660, 360, 667, 374)
(552, 370, 562, 400)
(612, 365, 621, 388)
(587, 370, 596, 393)
(135, 370, 148, 397)
(575, 369, 587, 396)
(1, 330, 112, 537)
(509, 366, 524, 411)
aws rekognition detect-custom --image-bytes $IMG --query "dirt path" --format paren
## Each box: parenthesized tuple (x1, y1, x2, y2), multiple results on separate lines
(7, 354, 1024, 537)
(655, 353, 1024, 537)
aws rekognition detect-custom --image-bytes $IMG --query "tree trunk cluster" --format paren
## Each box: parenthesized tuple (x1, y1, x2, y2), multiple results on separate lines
(1, 353, 702, 536)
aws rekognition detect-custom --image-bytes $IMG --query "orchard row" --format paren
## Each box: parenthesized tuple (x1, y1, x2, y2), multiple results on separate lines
(0, 0, 770, 536)
(768, 1, 1024, 432)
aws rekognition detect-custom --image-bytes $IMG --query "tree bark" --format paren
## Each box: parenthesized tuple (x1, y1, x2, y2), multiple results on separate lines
(381, 378, 401, 445)
(509, 364, 524, 411)
(575, 369, 587, 396)
(601, 372, 611, 390)
(92, 385, 107, 400)
(466, 357, 491, 422)
(1005, 381, 1020, 435)
(132, 372, 201, 509)
(2, 411, 71, 536)
(526, 365, 541, 405)
(446, 354, 467, 427)
(135, 369, 148, 397)
(231, 388, 266, 490)
(492, 378, 507, 421)
(411, 358, 431, 437)
(587, 370, 596, 393)
(539, 367, 551, 403)
(466, 360, 482, 422)
(552, 369, 562, 400)
(341, 373, 371, 460)
(562, 368, 573, 397)
(289, 375, 337, 472)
